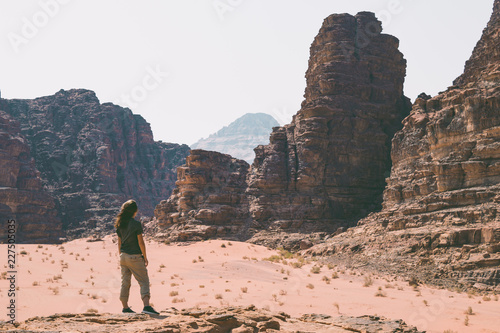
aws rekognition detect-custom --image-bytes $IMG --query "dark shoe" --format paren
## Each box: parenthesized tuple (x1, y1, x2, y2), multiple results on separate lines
(122, 307, 136, 313)
(142, 305, 159, 315)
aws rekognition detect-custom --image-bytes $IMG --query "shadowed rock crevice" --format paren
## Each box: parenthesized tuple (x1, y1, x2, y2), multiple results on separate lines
(0, 110, 62, 243)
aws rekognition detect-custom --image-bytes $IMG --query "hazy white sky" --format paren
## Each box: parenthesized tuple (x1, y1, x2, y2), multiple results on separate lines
(0, 0, 494, 145)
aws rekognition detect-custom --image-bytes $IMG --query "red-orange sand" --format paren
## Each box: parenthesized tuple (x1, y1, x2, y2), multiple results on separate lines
(1, 236, 499, 333)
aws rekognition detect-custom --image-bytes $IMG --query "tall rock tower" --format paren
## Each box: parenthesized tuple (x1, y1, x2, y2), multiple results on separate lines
(312, 0, 500, 288)
(247, 12, 411, 232)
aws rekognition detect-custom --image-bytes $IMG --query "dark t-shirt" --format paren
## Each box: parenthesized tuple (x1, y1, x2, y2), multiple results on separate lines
(116, 218, 143, 255)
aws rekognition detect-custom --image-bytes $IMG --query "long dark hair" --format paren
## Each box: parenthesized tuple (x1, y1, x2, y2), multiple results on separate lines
(115, 199, 138, 229)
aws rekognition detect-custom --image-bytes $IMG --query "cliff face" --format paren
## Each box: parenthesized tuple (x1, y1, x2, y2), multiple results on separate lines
(453, 0, 500, 87)
(308, 0, 500, 289)
(154, 149, 249, 241)
(4, 89, 190, 238)
(0, 109, 62, 243)
(247, 12, 411, 232)
(154, 11, 410, 241)
(191, 113, 279, 163)
(374, 0, 500, 233)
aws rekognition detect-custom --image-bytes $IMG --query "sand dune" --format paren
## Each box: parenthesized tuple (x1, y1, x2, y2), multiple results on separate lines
(1, 236, 499, 332)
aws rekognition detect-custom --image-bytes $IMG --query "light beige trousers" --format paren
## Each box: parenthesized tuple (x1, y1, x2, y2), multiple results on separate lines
(119, 253, 150, 302)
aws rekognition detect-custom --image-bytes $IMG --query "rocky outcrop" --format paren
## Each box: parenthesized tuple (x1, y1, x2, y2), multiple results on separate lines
(379, 0, 500, 224)
(246, 12, 411, 233)
(0, 109, 62, 243)
(306, 0, 500, 290)
(154, 149, 250, 241)
(4, 89, 190, 238)
(191, 113, 279, 163)
(154, 12, 411, 241)
(0, 305, 422, 332)
(453, 0, 500, 87)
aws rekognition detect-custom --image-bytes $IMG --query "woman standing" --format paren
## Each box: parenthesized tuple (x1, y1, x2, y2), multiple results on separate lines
(115, 199, 159, 315)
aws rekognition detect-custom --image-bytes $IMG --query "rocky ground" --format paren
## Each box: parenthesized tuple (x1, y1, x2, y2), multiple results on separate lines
(303, 222, 500, 293)
(0, 305, 422, 333)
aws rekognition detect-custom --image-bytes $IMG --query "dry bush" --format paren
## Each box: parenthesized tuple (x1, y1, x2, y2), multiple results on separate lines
(49, 286, 59, 295)
(375, 287, 386, 297)
(310, 266, 321, 274)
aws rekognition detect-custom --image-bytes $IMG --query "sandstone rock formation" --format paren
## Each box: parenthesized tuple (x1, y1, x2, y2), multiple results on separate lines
(154, 149, 250, 241)
(3, 89, 189, 238)
(0, 305, 422, 332)
(0, 109, 62, 243)
(306, 0, 500, 290)
(191, 113, 279, 163)
(246, 11, 411, 233)
(155, 11, 411, 240)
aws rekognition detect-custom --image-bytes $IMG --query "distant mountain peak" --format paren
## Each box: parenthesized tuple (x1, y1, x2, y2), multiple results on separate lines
(192, 113, 279, 163)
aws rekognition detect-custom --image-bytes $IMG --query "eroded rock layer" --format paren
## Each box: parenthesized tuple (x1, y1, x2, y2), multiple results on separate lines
(154, 149, 250, 241)
(4, 89, 189, 238)
(246, 12, 411, 232)
(308, 0, 500, 289)
(0, 108, 62, 243)
(0, 305, 422, 333)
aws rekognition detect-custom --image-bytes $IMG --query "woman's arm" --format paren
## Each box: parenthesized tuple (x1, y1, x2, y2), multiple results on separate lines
(117, 236, 122, 254)
(137, 234, 148, 267)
